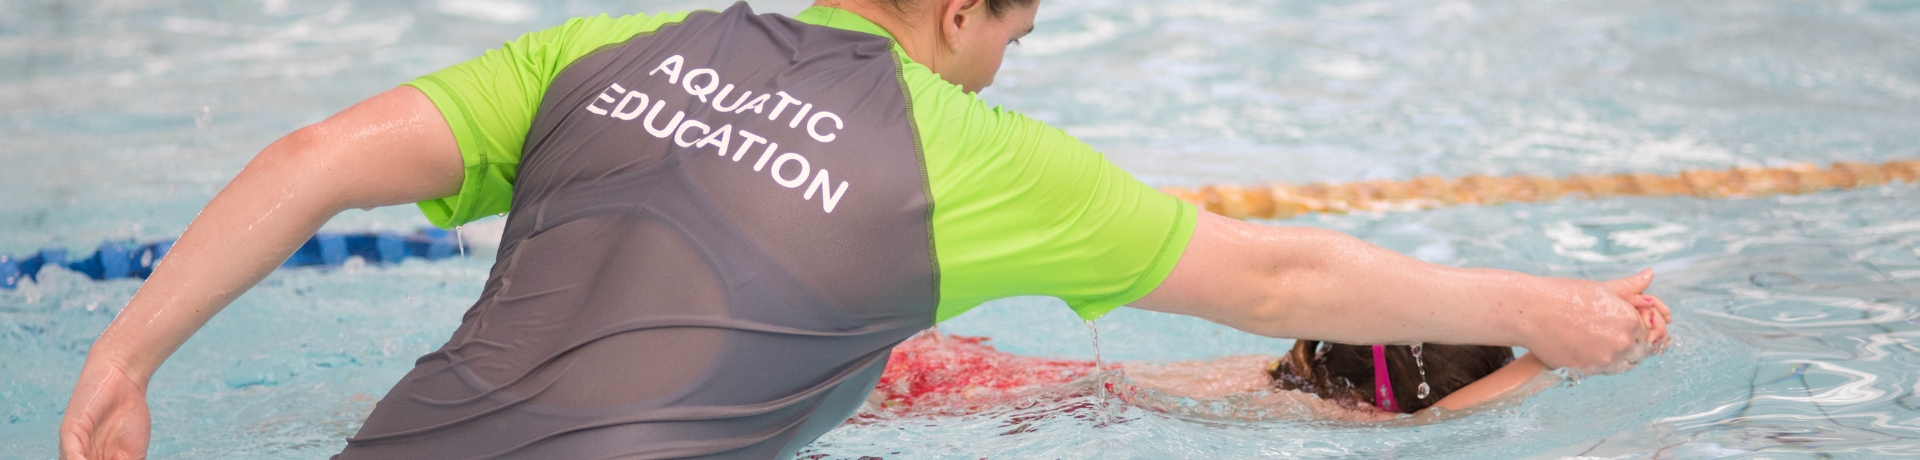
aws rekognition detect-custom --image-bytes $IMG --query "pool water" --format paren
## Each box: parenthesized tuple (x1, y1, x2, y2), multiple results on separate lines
(4, 0, 1919, 458)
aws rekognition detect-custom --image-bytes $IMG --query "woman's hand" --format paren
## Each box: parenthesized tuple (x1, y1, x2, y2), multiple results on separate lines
(1621, 285, 1672, 346)
(60, 360, 150, 460)
(1522, 269, 1668, 374)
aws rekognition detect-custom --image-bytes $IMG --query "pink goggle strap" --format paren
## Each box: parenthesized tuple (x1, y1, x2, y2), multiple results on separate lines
(1372, 345, 1401, 413)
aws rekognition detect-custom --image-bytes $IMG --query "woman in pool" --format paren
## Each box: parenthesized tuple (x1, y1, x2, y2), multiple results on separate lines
(63, 0, 1668, 457)
(870, 305, 1669, 419)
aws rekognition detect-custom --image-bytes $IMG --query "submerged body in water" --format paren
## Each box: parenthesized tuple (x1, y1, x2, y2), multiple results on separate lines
(869, 320, 1668, 423)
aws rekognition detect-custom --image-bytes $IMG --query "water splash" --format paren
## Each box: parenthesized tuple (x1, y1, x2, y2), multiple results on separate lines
(1086, 319, 1111, 427)
(1411, 343, 1431, 400)
(1086, 320, 1103, 373)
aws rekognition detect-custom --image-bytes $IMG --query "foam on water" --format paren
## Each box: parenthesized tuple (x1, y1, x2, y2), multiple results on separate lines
(4, 0, 1920, 458)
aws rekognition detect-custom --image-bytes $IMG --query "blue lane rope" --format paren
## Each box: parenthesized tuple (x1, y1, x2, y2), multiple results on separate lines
(0, 228, 471, 290)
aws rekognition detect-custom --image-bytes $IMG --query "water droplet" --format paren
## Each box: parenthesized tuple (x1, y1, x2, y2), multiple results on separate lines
(1410, 342, 1431, 398)
(1086, 320, 1103, 372)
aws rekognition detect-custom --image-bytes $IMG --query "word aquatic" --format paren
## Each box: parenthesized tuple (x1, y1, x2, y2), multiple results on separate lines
(583, 54, 852, 213)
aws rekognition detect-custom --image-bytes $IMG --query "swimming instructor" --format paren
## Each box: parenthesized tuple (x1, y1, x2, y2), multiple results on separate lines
(61, 0, 1671, 458)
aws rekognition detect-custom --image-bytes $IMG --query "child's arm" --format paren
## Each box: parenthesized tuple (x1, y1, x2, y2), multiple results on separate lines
(1430, 353, 1546, 411)
(1430, 301, 1669, 411)
(1121, 355, 1280, 400)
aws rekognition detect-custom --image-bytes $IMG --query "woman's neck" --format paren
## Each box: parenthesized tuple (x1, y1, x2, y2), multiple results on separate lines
(812, 0, 944, 68)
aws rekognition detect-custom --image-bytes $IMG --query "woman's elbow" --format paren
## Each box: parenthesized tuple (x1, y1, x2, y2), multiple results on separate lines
(1227, 227, 1347, 336)
(1229, 268, 1321, 337)
(233, 126, 358, 213)
(1143, 216, 1347, 336)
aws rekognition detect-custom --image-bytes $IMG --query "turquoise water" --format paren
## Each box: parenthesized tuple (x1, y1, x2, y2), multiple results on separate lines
(4, 0, 1920, 458)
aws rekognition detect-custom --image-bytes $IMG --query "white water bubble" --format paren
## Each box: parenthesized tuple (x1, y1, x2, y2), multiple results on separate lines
(1545, 216, 1690, 263)
(434, 0, 537, 23)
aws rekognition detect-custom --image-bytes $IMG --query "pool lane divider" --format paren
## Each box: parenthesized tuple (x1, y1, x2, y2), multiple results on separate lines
(1162, 159, 1920, 220)
(6, 160, 1915, 290)
(0, 228, 471, 290)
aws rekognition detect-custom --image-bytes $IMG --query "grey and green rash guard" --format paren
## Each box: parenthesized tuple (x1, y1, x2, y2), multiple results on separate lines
(340, 3, 1195, 458)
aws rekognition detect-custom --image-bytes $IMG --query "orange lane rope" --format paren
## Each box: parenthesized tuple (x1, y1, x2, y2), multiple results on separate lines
(1161, 160, 1920, 220)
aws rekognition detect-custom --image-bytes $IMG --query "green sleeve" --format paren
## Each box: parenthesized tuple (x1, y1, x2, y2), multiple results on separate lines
(404, 11, 693, 228)
(903, 60, 1198, 322)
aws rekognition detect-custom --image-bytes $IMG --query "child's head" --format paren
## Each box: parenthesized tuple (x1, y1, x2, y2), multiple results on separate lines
(1269, 341, 1513, 413)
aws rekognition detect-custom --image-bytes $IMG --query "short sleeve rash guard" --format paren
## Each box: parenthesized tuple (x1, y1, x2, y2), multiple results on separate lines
(403, 5, 1195, 322)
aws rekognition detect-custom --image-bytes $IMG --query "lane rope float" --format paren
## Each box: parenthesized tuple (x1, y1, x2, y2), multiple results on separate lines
(1160, 160, 1920, 220)
(6, 160, 1914, 290)
(0, 228, 472, 290)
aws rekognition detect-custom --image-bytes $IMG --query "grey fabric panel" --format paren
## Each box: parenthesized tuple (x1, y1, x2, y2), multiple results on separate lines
(338, 3, 933, 458)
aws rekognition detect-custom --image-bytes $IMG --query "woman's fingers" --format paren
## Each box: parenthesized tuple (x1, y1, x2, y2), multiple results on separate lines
(1639, 307, 1668, 344)
(58, 419, 87, 460)
(1649, 295, 1672, 324)
(1606, 269, 1672, 343)
(60, 364, 151, 460)
(1602, 269, 1655, 297)
(1632, 295, 1672, 326)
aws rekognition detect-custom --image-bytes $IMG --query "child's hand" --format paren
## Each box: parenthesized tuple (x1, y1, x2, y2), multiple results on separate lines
(1622, 289, 1671, 345)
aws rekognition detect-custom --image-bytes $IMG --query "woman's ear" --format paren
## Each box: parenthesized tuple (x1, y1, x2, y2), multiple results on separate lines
(937, 0, 982, 51)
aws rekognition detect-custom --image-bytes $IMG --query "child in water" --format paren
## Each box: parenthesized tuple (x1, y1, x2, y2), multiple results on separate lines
(870, 303, 1670, 420)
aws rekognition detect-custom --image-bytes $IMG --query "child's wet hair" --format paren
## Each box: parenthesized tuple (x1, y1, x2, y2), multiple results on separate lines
(1269, 341, 1514, 413)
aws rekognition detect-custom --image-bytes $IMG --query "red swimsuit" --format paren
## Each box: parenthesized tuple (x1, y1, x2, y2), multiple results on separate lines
(871, 332, 1098, 411)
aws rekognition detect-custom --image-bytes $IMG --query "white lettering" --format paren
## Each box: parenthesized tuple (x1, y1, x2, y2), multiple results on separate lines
(806, 111, 841, 142)
(787, 103, 813, 129)
(804, 169, 849, 213)
(674, 120, 710, 147)
(642, 100, 683, 138)
(610, 91, 649, 121)
(586, 57, 854, 215)
(752, 141, 780, 171)
(711, 85, 751, 112)
(768, 91, 802, 121)
(736, 93, 771, 114)
(731, 130, 767, 161)
(770, 153, 810, 188)
(650, 55, 684, 84)
(682, 69, 720, 102)
(694, 123, 732, 154)
(586, 84, 621, 116)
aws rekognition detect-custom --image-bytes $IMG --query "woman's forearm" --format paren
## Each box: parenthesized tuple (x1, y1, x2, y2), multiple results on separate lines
(81, 87, 464, 383)
(1249, 232, 1572, 346)
(1137, 212, 1649, 371)
(87, 131, 349, 382)
(1251, 228, 1648, 370)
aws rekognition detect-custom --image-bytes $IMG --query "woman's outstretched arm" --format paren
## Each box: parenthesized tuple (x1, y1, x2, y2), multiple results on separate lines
(60, 87, 463, 460)
(1134, 212, 1670, 374)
